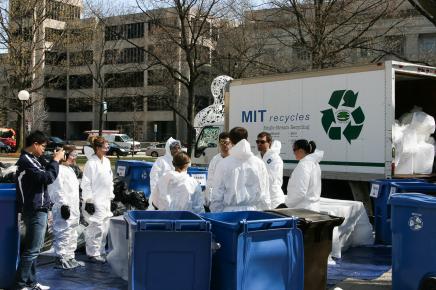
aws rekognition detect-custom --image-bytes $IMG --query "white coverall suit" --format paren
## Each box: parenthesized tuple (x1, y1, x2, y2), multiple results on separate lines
(48, 164, 80, 260)
(81, 154, 114, 257)
(153, 171, 204, 213)
(148, 137, 180, 209)
(210, 139, 271, 212)
(204, 153, 223, 207)
(286, 149, 324, 211)
(259, 140, 286, 209)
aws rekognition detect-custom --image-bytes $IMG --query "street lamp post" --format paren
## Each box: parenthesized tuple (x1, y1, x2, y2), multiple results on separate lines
(18, 90, 30, 151)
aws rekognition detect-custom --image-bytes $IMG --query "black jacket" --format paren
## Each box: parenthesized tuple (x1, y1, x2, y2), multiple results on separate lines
(16, 150, 59, 212)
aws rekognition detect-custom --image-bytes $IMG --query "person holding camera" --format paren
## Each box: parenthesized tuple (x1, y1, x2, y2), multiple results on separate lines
(80, 136, 114, 264)
(48, 145, 84, 270)
(15, 131, 64, 290)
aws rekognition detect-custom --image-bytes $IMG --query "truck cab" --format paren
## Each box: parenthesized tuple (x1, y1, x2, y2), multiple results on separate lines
(191, 125, 223, 165)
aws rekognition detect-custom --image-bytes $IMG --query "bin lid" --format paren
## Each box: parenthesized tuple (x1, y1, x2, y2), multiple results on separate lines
(266, 208, 344, 228)
(390, 193, 436, 209)
(371, 179, 425, 185)
(116, 160, 153, 167)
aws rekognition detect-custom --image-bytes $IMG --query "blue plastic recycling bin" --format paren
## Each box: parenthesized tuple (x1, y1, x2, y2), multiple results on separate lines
(116, 160, 209, 196)
(201, 211, 304, 290)
(124, 210, 212, 290)
(370, 179, 425, 244)
(115, 160, 154, 196)
(0, 185, 19, 289)
(391, 193, 436, 290)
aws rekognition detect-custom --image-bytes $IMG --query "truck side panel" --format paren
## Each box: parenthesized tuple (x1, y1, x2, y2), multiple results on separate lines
(229, 69, 387, 178)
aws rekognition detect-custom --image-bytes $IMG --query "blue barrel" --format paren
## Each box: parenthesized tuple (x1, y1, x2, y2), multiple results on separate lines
(201, 211, 304, 290)
(115, 160, 153, 196)
(115, 160, 209, 196)
(187, 167, 208, 191)
(370, 179, 425, 244)
(391, 193, 436, 290)
(124, 210, 212, 290)
(0, 185, 19, 289)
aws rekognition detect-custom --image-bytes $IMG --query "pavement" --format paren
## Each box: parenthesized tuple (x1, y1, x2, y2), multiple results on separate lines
(329, 271, 392, 290)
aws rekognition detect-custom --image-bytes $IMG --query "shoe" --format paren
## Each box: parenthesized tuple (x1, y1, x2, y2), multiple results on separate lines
(31, 283, 50, 290)
(55, 257, 79, 270)
(69, 258, 85, 267)
(87, 255, 106, 264)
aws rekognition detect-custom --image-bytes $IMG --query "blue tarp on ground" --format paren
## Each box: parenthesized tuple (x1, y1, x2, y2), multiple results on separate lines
(38, 254, 127, 290)
(34, 245, 391, 290)
(327, 245, 392, 286)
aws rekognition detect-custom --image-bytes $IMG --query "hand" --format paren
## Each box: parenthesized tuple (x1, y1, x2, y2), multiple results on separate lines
(53, 148, 65, 162)
(60, 205, 70, 220)
(85, 202, 95, 215)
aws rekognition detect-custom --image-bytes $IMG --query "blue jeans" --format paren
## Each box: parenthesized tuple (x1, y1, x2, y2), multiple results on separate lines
(15, 210, 48, 288)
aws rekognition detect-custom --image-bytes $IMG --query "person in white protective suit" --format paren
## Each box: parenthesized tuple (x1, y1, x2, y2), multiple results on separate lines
(148, 137, 181, 210)
(81, 136, 114, 263)
(256, 132, 286, 209)
(48, 145, 85, 269)
(286, 139, 324, 211)
(210, 127, 270, 212)
(204, 132, 232, 209)
(153, 152, 204, 213)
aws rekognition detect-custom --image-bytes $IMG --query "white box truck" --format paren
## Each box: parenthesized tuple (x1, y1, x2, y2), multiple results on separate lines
(192, 61, 436, 200)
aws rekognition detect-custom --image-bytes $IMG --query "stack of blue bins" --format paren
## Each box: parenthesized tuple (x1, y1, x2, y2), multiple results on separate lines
(391, 193, 436, 290)
(0, 183, 19, 289)
(115, 160, 208, 197)
(124, 210, 212, 290)
(201, 211, 304, 290)
(370, 178, 425, 244)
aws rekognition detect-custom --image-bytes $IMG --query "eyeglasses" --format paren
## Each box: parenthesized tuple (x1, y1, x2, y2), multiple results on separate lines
(256, 140, 267, 144)
(219, 140, 231, 145)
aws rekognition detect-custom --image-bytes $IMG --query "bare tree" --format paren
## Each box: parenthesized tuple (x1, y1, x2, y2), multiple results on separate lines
(87, 0, 226, 153)
(0, 0, 68, 150)
(258, 0, 408, 70)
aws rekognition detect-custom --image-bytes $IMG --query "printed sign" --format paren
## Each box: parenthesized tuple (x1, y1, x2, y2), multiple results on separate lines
(389, 187, 397, 196)
(117, 166, 126, 177)
(370, 184, 380, 198)
(191, 173, 207, 186)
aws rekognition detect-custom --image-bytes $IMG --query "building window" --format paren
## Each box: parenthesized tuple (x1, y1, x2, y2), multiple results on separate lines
(104, 47, 145, 64)
(105, 22, 145, 41)
(147, 96, 170, 111)
(106, 96, 144, 112)
(45, 51, 67, 66)
(419, 33, 436, 56)
(45, 28, 64, 42)
(69, 74, 93, 89)
(69, 98, 92, 112)
(105, 71, 144, 88)
(147, 69, 169, 86)
(384, 35, 405, 55)
(292, 44, 310, 61)
(46, 97, 66, 112)
(70, 51, 93, 66)
(45, 75, 67, 90)
(46, 0, 81, 21)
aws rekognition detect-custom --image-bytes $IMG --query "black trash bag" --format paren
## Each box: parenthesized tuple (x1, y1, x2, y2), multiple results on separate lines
(128, 190, 149, 210)
(1, 171, 16, 183)
(113, 178, 130, 204)
(111, 200, 127, 216)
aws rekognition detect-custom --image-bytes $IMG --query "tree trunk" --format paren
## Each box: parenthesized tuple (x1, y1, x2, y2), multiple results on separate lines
(187, 84, 196, 156)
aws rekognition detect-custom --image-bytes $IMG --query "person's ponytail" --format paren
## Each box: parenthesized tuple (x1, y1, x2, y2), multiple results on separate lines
(308, 141, 316, 154)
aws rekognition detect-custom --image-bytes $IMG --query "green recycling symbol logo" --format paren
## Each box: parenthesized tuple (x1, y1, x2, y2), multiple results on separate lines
(321, 90, 365, 144)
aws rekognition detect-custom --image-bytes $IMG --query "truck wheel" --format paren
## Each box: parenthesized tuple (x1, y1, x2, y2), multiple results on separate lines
(151, 151, 158, 157)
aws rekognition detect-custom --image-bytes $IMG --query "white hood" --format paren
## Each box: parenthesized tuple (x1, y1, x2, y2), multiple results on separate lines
(229, 139, 254, 161)
(164, 137, 181, 157)
(303, 149, 324, 164)
(268, 140, 281, 155)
